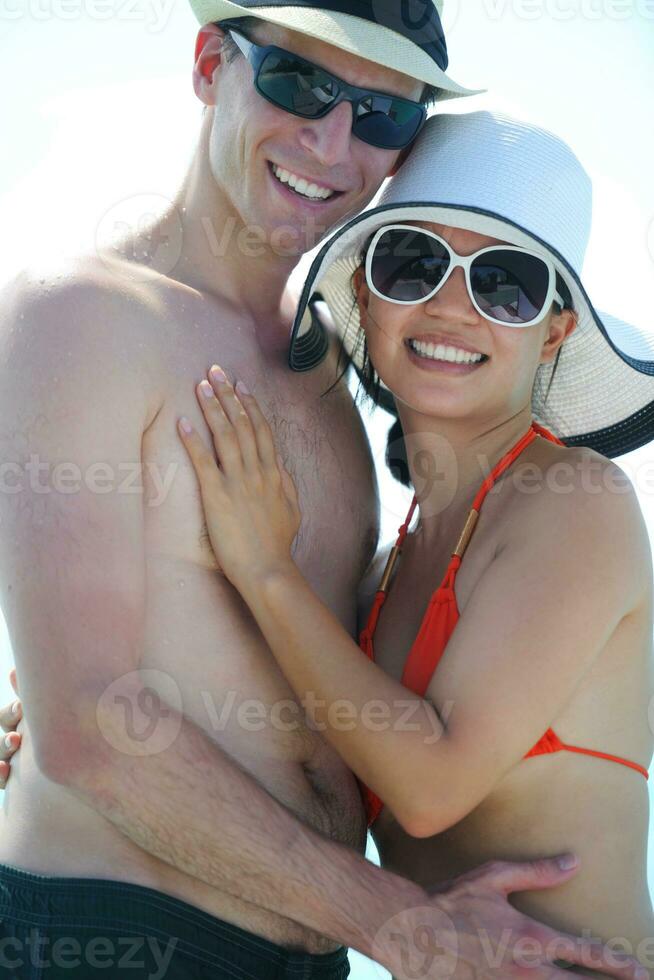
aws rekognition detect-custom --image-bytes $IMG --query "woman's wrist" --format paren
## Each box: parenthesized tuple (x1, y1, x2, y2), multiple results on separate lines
(232, 556, 298, 602)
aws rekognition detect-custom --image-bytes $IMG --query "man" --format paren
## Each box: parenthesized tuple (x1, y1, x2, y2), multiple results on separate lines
(0, 2, 646, 977)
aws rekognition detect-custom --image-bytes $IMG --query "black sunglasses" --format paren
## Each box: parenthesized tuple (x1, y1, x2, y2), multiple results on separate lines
(225, 27, 428, 151)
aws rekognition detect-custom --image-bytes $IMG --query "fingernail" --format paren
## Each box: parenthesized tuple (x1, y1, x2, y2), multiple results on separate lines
(557, 853, 578, 871)
(235, 380, 250, 397)
(179, 417, 193, 434)
(210, 364, 227, 384)
(4, 735, 13, 749)
(200, 381, 214, 399)
(11, 701, 19, 716)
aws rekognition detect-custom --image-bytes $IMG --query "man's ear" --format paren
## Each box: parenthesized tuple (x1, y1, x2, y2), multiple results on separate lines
(387, 142, 415, 178)
(193, 25, 229, 104)
(540, 309, 578, 364)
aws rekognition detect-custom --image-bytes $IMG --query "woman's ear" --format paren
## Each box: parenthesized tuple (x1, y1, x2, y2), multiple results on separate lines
(352, 266, 370, 325)
(540, 309, 578, 364)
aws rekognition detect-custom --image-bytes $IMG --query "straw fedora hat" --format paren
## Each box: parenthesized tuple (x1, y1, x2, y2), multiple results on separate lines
(288, 111, 654, 458)
(187, 0, 484, 100)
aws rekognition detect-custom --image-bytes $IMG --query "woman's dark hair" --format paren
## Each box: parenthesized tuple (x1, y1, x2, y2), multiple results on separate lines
(324, 236, 576, 488)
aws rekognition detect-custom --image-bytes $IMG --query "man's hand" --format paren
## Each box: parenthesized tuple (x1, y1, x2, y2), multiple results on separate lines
(0, 668, 22, 789)
(373, 857, 648, 979)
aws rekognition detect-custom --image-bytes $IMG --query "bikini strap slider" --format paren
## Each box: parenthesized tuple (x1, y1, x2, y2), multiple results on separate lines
(379, 545, 402, 593)
(453, 508, 480, 559)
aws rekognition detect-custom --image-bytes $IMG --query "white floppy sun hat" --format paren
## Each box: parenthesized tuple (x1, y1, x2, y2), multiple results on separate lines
(288, 110, 654, 459)
(188, 0, 484, 100)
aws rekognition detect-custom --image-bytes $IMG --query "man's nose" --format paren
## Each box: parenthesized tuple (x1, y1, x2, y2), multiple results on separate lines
(296, 101, 354, 167)
(424, 267, 480, 323)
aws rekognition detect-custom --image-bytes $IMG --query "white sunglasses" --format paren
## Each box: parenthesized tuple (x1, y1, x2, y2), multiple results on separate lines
(365, 224, 567, 328)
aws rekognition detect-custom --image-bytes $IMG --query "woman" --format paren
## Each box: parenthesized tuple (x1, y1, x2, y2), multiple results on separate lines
(5, 111, 654, 972)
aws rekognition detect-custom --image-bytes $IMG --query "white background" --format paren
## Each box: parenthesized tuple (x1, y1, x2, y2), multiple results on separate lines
(1, 1, 653, 975)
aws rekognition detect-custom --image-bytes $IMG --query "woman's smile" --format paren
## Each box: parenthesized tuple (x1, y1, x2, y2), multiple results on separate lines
(405, 336, 490, 375)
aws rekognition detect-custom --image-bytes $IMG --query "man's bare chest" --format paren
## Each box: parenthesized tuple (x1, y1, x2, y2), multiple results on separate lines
(139, 317, 379, 591)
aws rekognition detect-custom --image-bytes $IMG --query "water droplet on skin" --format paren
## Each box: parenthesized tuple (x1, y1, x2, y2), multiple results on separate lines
(19, 314, 24, 320)
(177, 579, 185, 589)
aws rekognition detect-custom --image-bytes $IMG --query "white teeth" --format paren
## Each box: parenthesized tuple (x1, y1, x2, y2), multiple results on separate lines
(272, 164, 335, 200)
(409, 340, 485, 364)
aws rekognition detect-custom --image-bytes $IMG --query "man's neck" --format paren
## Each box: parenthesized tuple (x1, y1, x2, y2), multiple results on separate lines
(166, 116, 305, 337)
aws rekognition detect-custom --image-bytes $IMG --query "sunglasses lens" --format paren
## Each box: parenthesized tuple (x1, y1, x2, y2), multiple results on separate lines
(471, 251, 550, 324)
(353, 97, 425, 149)
(258, 52, 339, 117)
(370, 229, 450, 302)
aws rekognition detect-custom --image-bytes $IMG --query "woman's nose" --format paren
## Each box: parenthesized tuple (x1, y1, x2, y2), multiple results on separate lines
(424, 266, 480, 324)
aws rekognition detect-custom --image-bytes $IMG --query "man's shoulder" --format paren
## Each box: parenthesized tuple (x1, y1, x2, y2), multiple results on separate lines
(0, 254, 167, 425)
(1, 252, 165, 337)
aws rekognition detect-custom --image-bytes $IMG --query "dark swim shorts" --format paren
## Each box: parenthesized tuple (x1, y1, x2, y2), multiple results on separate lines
(0, 862, 351, 979)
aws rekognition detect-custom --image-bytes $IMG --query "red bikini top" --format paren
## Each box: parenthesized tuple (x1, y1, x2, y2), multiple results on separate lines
(358, 421, 649, 829)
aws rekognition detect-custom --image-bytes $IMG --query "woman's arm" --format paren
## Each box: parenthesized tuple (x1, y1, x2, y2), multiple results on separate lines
(179, 368, 650, 838)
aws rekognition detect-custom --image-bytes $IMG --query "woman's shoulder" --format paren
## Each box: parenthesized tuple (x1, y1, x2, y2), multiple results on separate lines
(502, 438, 651, 601)
(507, 439, 637, 513)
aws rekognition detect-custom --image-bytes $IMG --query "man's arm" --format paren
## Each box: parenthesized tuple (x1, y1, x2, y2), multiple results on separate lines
(0, 272, 646, 980)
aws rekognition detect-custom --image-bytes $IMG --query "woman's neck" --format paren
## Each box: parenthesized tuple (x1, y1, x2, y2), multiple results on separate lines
(402, 406, 535, 545)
